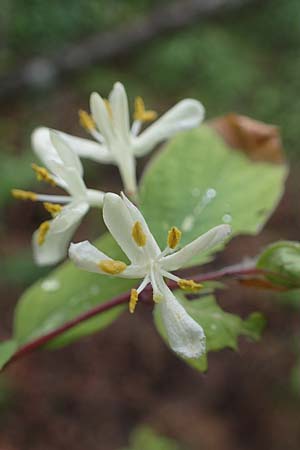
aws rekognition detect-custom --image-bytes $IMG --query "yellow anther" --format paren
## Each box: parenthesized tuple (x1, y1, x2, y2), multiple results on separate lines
(31, 163, 56, 186)
(134, 96, 158, 122)
(178, 279, 203, 293)
(79, 109, 95, 131)
(98, 259, 127, 275)
(11, 189, 37, 201)
(167, 226, 182, 249)
(43, 202, 62, 216)
(132, 221, 147, 247)
(129, 289, 139, 314)
(37, 221, 50, 246)
(104, 99, 113, 118)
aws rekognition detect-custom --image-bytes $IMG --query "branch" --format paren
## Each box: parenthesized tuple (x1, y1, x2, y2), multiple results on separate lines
(0, 0, 253, 99)
(3, 262, 263, 369)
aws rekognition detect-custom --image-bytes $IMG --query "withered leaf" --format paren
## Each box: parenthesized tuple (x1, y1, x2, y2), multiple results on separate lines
(209, 113, 285, 164)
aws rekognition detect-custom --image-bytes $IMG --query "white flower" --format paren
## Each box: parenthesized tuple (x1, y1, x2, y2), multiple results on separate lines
(12, 132, 104, 266)
(69, 193, 231, 359)
(31, 82, 205, 196)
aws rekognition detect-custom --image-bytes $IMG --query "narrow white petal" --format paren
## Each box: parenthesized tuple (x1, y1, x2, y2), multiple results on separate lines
(109, 82, 130, 143)
(103, 193, 160, 263)
(157, 284, 206, 358)
(133, 99, 205, 157)
(50, 131, 83, 176)
(32, 202, 88, 266)
(102, 193, 145, 264)
(31, 128, 63, 175)
(57, 130, 113, 163)
(32, 127, 113, 165)
(69, 241, 145, 278)
(90, 92, 114, 145)
(121, 193, 161, 257)
(49, 160, 87, 199)
(161, 225, 231, 272)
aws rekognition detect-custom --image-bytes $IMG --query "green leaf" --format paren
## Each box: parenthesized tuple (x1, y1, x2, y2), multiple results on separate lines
(0, 341, 18, 370)
(154, 294, 265, 372)
(13, 233, 137, 350)
(257, 241, 300, 289)
(140, 126, 287, 265)
(122, 426, 184, 450)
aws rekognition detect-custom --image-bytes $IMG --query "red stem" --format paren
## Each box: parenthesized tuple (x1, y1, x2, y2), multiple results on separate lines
(4, 264, 264, 369)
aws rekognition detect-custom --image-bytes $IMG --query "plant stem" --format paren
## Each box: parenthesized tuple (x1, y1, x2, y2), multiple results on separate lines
(4, 263, 264, 369)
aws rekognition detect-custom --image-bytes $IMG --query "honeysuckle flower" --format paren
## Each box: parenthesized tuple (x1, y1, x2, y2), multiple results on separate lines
(12, 132, 104, 266)
(31, 82, 205, 196)
(69, 193, 231, 359)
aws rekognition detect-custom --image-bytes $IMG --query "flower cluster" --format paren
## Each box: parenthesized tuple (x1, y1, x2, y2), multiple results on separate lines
(12, 82, 231, 359)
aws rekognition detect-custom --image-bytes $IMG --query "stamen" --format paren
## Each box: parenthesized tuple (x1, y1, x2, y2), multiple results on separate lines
(129, 289, 139, 314)
(31, 163, 56, 186)
(132, 221, 147, 247)
(43, 202, 62, 216)
(98, 259, 127, 275)
(11, 189, 37, 201)
(104, 99, 113, 118)
(167, 226, 182, 249)
(178, 279, 203, 293)
(79, 109, 95, 131)
(134, 96, 157, 122)
(37, 221, 50, 246)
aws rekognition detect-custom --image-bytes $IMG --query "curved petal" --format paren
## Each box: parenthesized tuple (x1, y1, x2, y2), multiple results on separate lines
(161, 225, 231, 272)
(103, 193, 160, 264)
(50, 131, 83, 176)
(32, 202, 89, 266)
(157, 284, 206, 358)
(50, 161, 87, 198)
(102, 193, 145, 264)
(109, 82, 130, 143)
(31, 127, 63, 175)
(69, 241, 146, 278)
(133, 99, 205, 157)
(32, 127, 113, 165)
(90, 92, 114, 146)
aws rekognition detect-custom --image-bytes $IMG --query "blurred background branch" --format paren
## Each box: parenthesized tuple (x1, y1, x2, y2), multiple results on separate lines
(0, 0, 253, 98)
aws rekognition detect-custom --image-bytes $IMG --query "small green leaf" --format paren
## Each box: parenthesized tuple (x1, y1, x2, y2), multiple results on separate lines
(154, 294, 265, 372)
(257, 241, 300, 288)
(0, 341, 18, 370)
(13, 233, 137, 349)
(140, 126, 287, 265)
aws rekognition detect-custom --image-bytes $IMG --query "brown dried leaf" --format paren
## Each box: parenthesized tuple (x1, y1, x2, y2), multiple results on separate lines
(209, 113, 285, 164)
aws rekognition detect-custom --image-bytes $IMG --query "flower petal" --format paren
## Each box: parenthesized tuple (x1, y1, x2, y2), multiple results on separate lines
(32, 127, 113, 165)
(161, 224, 231, 272)
(50, 131, 83, 176)
(69, 241, 146, 278)
(157, 284, 206, 358)
(103, 193, 160, 263)
(49, 160, 87, 198)
(32, 202, 89, 266)
(133, 99, 205, 157)
(109, 82, 130, 143)
(90, 92, 114, 145)
(102, 193, 145, 264)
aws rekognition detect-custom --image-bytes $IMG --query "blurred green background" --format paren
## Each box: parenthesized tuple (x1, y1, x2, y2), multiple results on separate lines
(0, 1, 300, 449)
